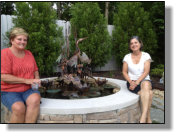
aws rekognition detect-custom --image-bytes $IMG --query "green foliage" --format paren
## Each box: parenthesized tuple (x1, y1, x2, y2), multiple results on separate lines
(1, 2, 15, 15)
(151, 64, 164, 77)
(141, 2, 165, 66)
(149, 2, 165, 65)
(69, 2, 112, 68)
(109, 71, 113, 78)
(13, 2, 64, 76)
(52, 2, 75, 21)
(97, 2, 118, 25)
(112, 2, 158, 67)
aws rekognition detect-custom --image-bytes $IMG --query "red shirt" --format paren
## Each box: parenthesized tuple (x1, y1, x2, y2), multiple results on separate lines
(1, 48, 38, 92)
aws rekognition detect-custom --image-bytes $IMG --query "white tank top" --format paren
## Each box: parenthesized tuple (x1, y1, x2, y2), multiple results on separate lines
(123, 52, 152, 80)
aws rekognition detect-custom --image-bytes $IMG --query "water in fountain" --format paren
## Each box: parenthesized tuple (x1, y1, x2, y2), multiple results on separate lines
(39, 77, 120, 99)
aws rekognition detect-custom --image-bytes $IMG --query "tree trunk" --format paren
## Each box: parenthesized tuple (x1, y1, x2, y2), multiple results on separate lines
(105, 2, 109, 24)
(57, 2, 61, 20)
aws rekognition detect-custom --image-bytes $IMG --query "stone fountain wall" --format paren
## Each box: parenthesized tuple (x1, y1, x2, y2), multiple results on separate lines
(1, 101, 140, 123)
(1, 104, 11, 123)
(37, 102, 140, 123)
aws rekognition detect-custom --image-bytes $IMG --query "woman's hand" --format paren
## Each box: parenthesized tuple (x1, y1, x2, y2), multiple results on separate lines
(129, 80, 137, 90)
(24, 78, 41, 86)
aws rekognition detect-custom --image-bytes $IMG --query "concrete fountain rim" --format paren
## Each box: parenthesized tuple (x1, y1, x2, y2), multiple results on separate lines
(40, 77, 139, 115)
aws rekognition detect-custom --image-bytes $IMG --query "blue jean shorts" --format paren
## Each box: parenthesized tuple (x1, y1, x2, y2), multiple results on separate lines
(127, 80, 153, 94)
(1, 89, 40, 112)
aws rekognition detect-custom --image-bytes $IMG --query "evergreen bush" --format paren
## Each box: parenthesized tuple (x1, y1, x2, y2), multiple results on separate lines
(69, 2, 112, 68)
(151, 64, 164, 77)
(12, 2, 64, 76)
(112, 2, 157, 67)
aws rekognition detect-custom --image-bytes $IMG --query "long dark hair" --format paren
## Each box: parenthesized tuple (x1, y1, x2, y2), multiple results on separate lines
(128, 36, 143, 52)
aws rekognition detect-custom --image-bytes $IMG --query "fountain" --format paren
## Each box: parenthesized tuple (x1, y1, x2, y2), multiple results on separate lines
(38, 37, 113, 100)
(1, 38, 141, 123)
(37, 37, 141, 123)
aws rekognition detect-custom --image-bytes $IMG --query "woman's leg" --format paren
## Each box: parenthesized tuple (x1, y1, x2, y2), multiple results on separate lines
(1, 91, 26, 123)
(139, 81, 152, 123)
(25, 93, 41, 123)
(146, 90, 153, 123)
(10, 102, 26, 123)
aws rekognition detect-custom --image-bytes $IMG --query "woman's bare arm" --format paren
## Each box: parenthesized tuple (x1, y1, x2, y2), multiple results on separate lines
(122, 62, 132, 83)
(34, 71, 40, 79)
(1, 74, 40, 85)
(122, 62, 138, 90)
(135, 60, 151, 85)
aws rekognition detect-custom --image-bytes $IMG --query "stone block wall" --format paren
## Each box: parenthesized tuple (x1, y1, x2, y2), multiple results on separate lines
(37, 101, 141, 123)
(1, 101, 141, 123)
(1, 104, 11, 123)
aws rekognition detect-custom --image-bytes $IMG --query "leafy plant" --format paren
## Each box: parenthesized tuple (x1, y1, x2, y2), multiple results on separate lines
(112, 2, 158, 67)
(151, 64, 164, 77)
(12, 2, 64, 76)
(109, 71, 113, 78)
(69, 2, 112, 68)
(1, 2, 15, 15)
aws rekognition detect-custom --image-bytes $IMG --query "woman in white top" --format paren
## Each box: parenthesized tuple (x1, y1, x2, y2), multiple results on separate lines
(122, 36, 153, 123)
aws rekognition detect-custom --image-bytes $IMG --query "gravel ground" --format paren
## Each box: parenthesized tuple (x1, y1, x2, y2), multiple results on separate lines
(151, 90, 164, 123)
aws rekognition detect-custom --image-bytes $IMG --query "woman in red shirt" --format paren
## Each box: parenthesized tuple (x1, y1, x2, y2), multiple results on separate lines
(1, 27, 41, 123)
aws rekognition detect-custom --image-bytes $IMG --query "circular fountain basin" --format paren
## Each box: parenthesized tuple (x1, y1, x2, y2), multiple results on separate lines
(38, 77, 141, 123)
(1, 77, 141, 123)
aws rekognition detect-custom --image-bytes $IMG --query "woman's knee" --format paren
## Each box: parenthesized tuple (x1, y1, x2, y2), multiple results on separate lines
(11, 102, 26, 115)
(141, 81, 152, 91)
(26, 93, 41, 107)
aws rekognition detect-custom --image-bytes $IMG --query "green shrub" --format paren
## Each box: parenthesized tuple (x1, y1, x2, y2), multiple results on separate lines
(69, 2, 112, 68)
(112, 2, 157, 67)
(151, 64, 164, 77)
(12, 2, 64, 76)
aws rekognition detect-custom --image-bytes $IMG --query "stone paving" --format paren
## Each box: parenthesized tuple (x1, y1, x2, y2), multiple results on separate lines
(151, 89, 164, 123)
